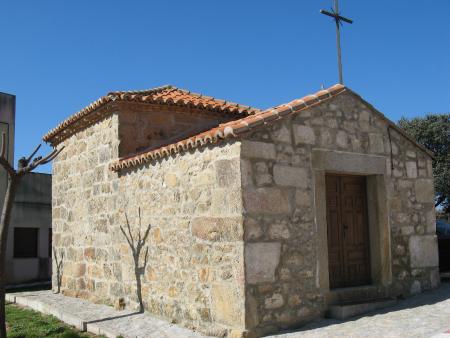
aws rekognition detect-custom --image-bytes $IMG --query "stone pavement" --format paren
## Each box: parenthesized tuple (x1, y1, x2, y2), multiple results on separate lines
(5, 282, 450, 338)
(5, 290, 210, 338)
(272, 281, 450, 338)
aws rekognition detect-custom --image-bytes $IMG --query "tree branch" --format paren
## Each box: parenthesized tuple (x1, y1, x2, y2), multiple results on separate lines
(20, 146, 65, 174)
(0, 133, 6, 159)
(40, 147, 64, 164)
(25, 144, 41, 163)
(0, 134, 14, 177)
(0, 157, 14, 177)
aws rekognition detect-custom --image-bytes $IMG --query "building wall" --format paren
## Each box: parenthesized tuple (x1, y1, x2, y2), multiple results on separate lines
(240, 92, 438, 335)
(1, 93, 52, 285)
(118, 102, 234, 156)
(51, 93, 438, 336)
(0, 92, 15, 211)
(52, 113, 247, 336)
(6, 173, 52, 284)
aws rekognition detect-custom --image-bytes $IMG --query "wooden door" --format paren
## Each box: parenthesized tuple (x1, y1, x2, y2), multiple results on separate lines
(326, 174, 371, 289)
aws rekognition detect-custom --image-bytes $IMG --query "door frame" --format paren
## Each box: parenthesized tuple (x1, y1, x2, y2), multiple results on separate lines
(311, 149, 392, 294)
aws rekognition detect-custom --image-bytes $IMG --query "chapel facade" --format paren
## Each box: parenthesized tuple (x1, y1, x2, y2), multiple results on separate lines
(46, 84, 439, 337)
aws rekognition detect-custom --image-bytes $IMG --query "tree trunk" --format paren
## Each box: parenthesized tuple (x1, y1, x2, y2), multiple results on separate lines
(0, 176, 18, 338)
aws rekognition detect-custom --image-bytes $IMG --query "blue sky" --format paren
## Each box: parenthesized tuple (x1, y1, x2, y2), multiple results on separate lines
(1, 0, 449, 173)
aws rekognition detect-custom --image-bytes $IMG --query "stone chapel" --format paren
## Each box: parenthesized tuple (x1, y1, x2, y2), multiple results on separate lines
(45, 84, 439, 337)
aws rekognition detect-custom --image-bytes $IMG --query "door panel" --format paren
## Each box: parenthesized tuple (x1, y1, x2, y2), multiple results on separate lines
(326, 174, 371, 288)
(326, 175, 344, 287)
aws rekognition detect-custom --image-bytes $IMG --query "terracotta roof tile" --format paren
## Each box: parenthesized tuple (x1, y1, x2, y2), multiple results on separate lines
(109, 84, 347, 171)
(49, 82, 433, 171)
(43, 85, 260, 145)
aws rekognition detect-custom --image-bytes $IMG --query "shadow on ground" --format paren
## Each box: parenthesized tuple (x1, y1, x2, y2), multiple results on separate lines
(86, 311, 142, 325)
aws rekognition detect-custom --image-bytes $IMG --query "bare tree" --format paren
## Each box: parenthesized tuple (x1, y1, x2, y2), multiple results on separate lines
(52, 247, 64, 294)
(119, 208, 151, 313)
(0, 133, 63, 338)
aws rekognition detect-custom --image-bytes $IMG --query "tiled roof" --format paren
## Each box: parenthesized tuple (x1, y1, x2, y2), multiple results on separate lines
(109, 84, 347, 171)
(43, 85, 260, 145)
(109, 83, 435, 171)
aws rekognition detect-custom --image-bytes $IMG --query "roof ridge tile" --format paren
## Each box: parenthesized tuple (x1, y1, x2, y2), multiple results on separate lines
(108, 84, 174, 96)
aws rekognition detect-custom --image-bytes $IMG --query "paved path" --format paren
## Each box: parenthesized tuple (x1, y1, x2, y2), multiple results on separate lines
(6, 291, 209, 338)
(6, 282, 450, 338)
(272, 282, 450, 338)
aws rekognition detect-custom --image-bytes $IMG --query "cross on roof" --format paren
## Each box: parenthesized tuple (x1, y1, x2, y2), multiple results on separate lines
(320, 0, 353, 84)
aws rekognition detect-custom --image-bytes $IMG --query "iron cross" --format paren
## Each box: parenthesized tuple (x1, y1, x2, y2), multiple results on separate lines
(320, 0, 353, 84)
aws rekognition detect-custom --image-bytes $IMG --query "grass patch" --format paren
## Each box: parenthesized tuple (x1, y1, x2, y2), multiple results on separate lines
(6, 303, 103, 338)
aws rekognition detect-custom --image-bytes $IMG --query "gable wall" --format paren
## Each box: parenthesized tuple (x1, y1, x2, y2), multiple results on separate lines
(52, 111, 247, 335)
(118, 102, 234, 156)
(240, 92, 438, 335)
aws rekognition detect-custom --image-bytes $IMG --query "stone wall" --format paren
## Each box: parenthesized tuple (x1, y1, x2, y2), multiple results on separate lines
(52, 113, 246, 335)
(118, 102, 233, 156)
(239, 91, 438, 335)
(52, 92, 438, 337)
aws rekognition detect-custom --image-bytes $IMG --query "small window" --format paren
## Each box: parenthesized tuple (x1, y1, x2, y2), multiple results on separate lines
(14, 228, 38, 258)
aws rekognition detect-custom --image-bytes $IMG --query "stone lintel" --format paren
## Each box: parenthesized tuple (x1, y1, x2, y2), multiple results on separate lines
(312, 149, 386, 175)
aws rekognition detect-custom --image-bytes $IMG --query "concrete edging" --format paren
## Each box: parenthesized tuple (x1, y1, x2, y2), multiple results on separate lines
(5, 291, 210, 338)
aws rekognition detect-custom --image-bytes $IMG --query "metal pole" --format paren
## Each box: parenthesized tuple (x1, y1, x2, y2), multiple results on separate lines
(320, 0, 352, 85)
(336, 19, 343, 84)
(334, 0, 344, 84)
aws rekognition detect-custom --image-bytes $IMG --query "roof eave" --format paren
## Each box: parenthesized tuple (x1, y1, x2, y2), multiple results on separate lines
(43, 85, 260, 146)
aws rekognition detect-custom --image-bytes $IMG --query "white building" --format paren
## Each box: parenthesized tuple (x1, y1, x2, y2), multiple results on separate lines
(0, 92, 52, 285)
(0, 92, 15, 208)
